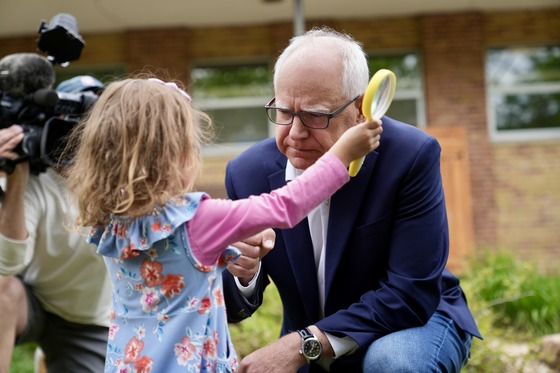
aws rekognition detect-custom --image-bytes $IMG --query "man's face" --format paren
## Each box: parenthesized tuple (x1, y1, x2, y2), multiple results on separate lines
(274, 50, 363, 170)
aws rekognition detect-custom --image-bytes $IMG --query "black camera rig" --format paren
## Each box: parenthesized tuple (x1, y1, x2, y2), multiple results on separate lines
(0, 13, 97, 174)
(0, 87, 98, 174)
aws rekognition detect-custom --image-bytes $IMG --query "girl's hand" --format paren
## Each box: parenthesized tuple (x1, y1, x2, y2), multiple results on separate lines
(328, 118, 383, 167)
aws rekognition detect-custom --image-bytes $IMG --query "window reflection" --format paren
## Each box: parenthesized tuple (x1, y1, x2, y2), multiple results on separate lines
(486, 45, 560, 138)
(367, 52, 424, 126)
(191, 63, 273, 144)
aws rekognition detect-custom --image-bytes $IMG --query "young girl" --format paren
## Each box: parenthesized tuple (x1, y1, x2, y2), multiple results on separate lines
(64, 77, 381, 373)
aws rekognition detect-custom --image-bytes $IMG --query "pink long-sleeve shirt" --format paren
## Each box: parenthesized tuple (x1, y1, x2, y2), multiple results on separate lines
(188, 152, 349, 265)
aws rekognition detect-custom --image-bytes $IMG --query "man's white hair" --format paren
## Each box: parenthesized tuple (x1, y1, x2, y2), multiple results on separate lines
(273, 26, 369, 99)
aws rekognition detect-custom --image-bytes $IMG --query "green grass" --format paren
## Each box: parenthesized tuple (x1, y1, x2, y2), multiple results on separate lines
(229, 284, 283, 357)
(10, 343, 37, 373)
(11, 251, 560, 372)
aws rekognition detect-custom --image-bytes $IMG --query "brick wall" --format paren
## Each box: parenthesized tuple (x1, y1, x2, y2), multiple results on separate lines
(1, 7, 558, 270)
(484, 8, 560, 272)
(494, 142, 560, 272)
(125, 28, 191, 81)
(420, 12, 496, 251)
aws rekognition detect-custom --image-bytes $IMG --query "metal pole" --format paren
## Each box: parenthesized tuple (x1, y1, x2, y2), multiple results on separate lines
(293, 0, 304, 36)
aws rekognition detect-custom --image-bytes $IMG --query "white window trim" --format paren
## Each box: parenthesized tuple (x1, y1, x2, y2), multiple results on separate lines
(486, 82, 560, 143)
(393, 88, 426, 127)
(195, 96, 269, 110)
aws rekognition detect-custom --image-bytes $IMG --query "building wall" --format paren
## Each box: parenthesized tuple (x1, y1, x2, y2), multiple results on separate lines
(484, 9, 560, 271)
(494, 142, 560, 271)
(420, 12, 494, 253)
(1, 7, 558, 270)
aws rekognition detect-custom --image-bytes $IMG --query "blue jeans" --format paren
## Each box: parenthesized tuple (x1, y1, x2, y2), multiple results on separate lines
(362, 312, 473, 373)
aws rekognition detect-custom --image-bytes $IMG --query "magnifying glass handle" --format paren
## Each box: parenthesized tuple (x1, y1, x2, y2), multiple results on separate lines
(348, 156, 364, 177)
(349, 69, 396, 177)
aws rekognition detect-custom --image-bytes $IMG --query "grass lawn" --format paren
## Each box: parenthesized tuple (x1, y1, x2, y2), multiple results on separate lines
(11, 252, 559, 372)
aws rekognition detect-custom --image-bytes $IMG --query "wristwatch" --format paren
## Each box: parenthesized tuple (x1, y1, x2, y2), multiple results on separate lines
(297, 328, 323, 362)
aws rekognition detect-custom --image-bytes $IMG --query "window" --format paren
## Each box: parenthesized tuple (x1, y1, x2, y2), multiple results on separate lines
(367, 52, 425, 127)
(486, 45, 560, 142)
(190, 62, 273, 151)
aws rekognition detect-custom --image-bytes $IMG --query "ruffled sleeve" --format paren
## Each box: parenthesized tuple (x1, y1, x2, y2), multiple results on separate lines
(88, 192, 208, 259)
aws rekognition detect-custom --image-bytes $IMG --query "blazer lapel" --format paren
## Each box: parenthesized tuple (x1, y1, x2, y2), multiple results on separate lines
(282, 221, 321, 321)
(324, 153, 378, 303)
(268, 159, 321, 322)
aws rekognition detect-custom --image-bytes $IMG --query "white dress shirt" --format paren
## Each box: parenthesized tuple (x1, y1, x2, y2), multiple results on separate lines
(236, 160, 358, 365)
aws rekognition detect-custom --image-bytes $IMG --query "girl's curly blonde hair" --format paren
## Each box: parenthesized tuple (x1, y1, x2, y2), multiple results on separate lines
(63, 77, 213, 229)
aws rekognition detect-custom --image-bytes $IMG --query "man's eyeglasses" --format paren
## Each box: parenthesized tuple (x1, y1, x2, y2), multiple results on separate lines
(264, 96, 360, 129)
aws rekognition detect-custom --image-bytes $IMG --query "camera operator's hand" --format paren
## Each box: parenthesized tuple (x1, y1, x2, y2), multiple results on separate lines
(0, 125, 30, 240)
(0, 125, 24, 157)
(0, 125, 29, 182)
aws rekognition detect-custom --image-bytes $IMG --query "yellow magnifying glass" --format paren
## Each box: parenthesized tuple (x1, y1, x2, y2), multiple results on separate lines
(348, 69, 397, 176)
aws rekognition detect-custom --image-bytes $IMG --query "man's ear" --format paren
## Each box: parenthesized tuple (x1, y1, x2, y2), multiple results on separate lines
(356, 94, 365, 122)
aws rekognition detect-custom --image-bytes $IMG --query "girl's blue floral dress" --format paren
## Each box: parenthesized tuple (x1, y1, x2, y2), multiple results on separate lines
(86, 153, 349, 372)
(88, 193, 240, 373)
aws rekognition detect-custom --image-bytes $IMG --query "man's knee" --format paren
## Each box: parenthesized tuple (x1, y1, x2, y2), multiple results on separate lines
(362, 334, 435, 373)
(362, 316, 471, 373)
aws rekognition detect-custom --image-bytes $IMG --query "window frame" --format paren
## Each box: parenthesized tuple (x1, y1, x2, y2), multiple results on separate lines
(485, 45, 560, 143)
(366, 49, 426, 127)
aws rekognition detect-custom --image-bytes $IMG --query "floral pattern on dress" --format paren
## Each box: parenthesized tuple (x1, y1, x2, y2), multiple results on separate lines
(88, 193, 240, 372)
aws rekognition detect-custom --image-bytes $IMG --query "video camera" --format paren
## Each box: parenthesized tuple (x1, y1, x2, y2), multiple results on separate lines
(0, 13, 98, 174)
(0, 87, 98, 173)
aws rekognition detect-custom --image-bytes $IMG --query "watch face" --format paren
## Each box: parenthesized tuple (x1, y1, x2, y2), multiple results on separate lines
(303, 339, 322, 359)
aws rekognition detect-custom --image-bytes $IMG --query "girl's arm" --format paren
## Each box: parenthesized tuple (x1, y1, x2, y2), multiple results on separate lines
(188, 152, 349, 265)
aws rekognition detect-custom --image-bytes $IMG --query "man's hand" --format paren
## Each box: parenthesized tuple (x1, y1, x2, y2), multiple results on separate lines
(236, 326, 334, 373)
(236, 332, 306, 373)
(227, 228, 275, 286)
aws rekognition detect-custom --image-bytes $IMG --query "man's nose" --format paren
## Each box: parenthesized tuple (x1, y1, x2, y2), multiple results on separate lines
(289, 115, 309, 139)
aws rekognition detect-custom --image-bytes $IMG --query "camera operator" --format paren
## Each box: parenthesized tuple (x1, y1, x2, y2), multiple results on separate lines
(0, 53, 111, 373)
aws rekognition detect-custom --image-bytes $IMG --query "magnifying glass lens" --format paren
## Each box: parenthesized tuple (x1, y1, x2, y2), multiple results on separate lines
(370, 77, 392, 119)
(348, 69, 396, 177)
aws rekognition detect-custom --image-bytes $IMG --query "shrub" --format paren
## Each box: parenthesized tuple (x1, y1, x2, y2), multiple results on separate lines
(464, 251, 560, 337)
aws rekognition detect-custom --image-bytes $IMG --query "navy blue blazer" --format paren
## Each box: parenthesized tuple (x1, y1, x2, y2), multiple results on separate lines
(223, 117, 481, 372)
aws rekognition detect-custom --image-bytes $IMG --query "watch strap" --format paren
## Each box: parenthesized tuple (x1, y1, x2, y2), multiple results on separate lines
(297, 327, 314, 340)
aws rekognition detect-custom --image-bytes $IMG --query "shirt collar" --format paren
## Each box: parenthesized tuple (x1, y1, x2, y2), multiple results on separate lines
(285, 160, 304, 182)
